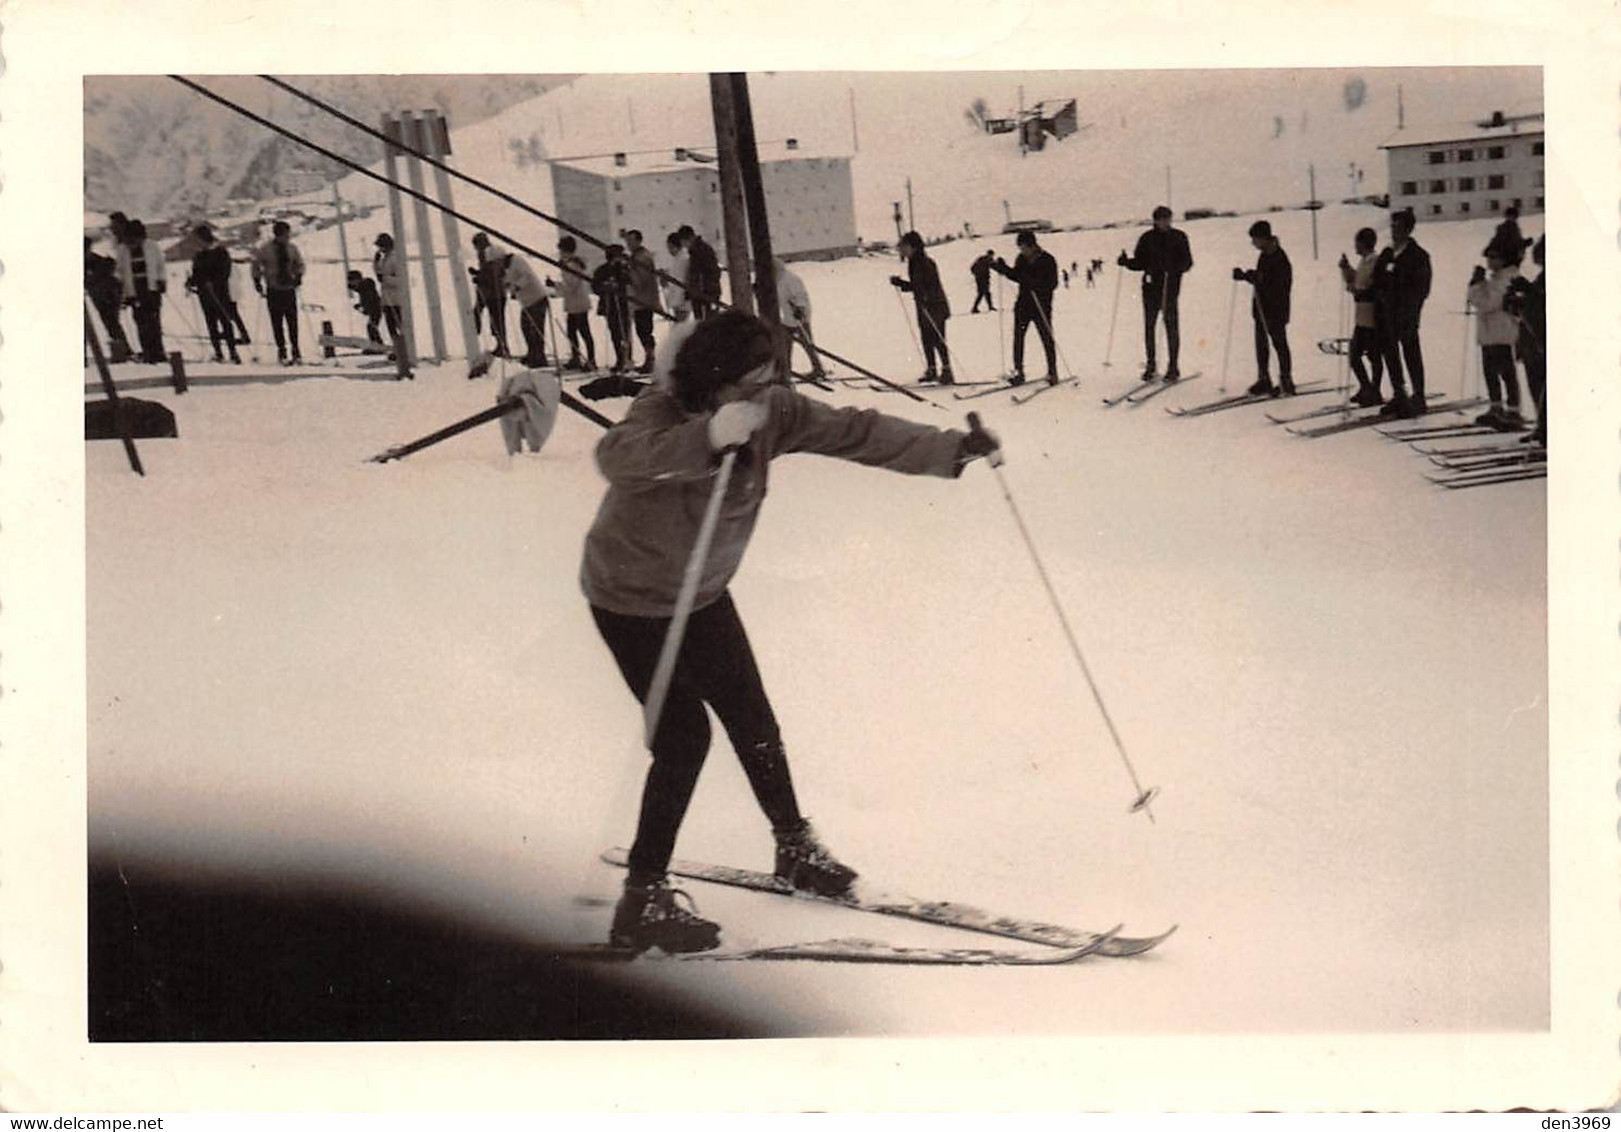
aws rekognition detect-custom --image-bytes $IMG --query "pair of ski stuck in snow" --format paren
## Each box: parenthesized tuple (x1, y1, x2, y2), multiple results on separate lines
(550, 850, 1177, 965)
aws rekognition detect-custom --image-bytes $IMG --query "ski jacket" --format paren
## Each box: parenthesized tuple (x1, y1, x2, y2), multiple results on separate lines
(970, 253, 994, 283)
(559, 253, 592, 314)
(251, 238, 304, 293)
(685, 236, 722, 302)
(1483, 218, 1528, 266)
(504, 253, 548, 307)
(1240, 243, 1292, 325)
(1374, 240, 1432, 331)
(990, 250, 1058, 312)
(1466, 265, 1520, 347)
(580, 322, 970, 618)
(115, 239, 167, 298)
(187, 245, 234, 302)
(1123, 227, 1193, 290)
(374, 247, 405, 306)
(627, 245, 662, 312)
(663, 249, 692, 318)
(1339, 252, 1379, 329)
(593, 259, 630, 318)
(776, 264, 811, 328)
(1514, 270, 1545, 359)
(350, 277, 383, 318)
(85, 249, 122, 305)
(895, 251, 950, 325)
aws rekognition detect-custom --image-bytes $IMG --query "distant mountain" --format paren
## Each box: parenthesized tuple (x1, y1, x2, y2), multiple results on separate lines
(83, 75, 574, 221)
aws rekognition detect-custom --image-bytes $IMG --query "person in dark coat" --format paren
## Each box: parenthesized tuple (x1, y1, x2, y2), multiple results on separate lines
(472, 231, 512, 357)
(582, 310, 1001, 954)
(970, 250, 996, 312)
(1337, 227, 1385, 407)
(1373, 207, 1433, 418)
(889, 231, 954, 383)
(1118, 205, 1194, 381)
(990, 231, 1059, 385)
(1232, 220, 1294, 396)
(84, 235, 132, 362)
(625, 229, 662, 374)
(186, 224, 242, 364)
(114, 219, 168, 364)
(1483, 205, 1530, 268)
(678, 225, 722, 320)
(592, 244, 634, 374)
(347, 270, 385, 344)
(1507, 234, 1546, 446)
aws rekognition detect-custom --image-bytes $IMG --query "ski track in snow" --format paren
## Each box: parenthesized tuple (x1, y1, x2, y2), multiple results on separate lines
(88, 204, 1546, 1036)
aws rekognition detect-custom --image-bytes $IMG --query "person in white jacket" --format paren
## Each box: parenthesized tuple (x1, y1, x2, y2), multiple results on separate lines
(504, 251, 551, 367)
(773, 257, 825, 378)
(556, 235, 596, 371)
(114, 219, 168, 363)
(1466, 247, 1524, 429)
(663, 231, 691, 323)
(373, 233, 405, 345)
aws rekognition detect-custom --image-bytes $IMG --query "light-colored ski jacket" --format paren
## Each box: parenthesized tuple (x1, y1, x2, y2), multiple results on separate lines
(1467, 264, 1520, 347)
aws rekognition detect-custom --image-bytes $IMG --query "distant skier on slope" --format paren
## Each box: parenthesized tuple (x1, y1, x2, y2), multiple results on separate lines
(990, 230, 1059, 385)
(1117, 205, 1194, 382)
(970, 250, 997, 312)
(889, 230, 954, 384)
(1231, 219, 1294, 396)
(582, 311, 1001, 954)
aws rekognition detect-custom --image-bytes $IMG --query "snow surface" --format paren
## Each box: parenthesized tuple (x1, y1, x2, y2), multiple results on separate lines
(87, 199, 1547, 1035)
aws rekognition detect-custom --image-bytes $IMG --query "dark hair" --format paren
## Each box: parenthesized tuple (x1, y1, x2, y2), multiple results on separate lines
(1152, 205, 1173, 221)
(128, 219, 147, 239)
(605, 243, 624, 257)
(899, 229, 923, 251)
(1354, 226, 1377, 248)
(558, 235, 576, 252)
(1505, 206, 1519, 220)
(1015, 231, 1037, 248)
(669, 310, 777, 412)
(273, 221, 291, 237)
(347, 269, 363, 281)
(1248, 220, 1272, 239)
(472, 231, 489, 246)
(194, 223, 214, 241)
(375, 232, 394, 249)
(676, 224, 695, 240)
(666, 231, 683, 250)
(1391, 207, 1416, 232)
(626, 228, 643, 242)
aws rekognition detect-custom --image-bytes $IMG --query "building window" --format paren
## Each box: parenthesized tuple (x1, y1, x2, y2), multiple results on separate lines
(1457, 176, 1476, 191)
(1512, 197, 1523, 210)
(1429, 204, 1443, 216)
(1532, 141, 1544, 156)
(1459, 201, 1471, 214)
(1487, 174, 1507, 189)
(1488, 199, 1500, 212)
(1399, 181, 1418, 196)
(1534, 195, 1545, 209)
(1456, 148, 1475, 162)
(1487, 145, 1505, 159)
(615, 203, 623, 216)
(1427, 150, 1447, 164)
(1429, 179, 1448, 194)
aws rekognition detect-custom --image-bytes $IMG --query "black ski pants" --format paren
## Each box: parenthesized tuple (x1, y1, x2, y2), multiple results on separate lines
(199, 284, 238, 357)
(267, 288, 300, 356)
(91, 291, 129, 352)
(632, 308, 657, 367)
(1142, 277, 1181, 370)
(592, 592, 803, 884)
(1252, 304, 1292, 383)
(917, 308, 950, 373)
(566, 312, 596, 365)
(1349, 325, 1384, 396)
(1013, 296, 1056, 377)
(971, 277, 994, 312)
(1481, 343, 1521, 408)
(1381, 318, 1426, 402)
(518, 299, 549, 366)
(130, 291, 165, 363)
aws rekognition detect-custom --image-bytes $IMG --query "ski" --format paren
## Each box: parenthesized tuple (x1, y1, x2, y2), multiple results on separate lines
(1103, 374, 1163, 406)
(1293, 398, 1484, 439)
(1265, 399, 1364, 425)
(873, 378, 1002, 393)
(1169, 381, 1330, 417)
(1427, 468, 1547, 489)
(550, 930, 1122, 966)
(953, 378, 1037, 401)
(1011, 377, 1080, 405)
(1413, 440, 1540, 458)
(1125, 373, 1203, 406)
(600, 848, 1176, 958)
(318, 333, 391, 356)
(1429, 450, 1545, 472)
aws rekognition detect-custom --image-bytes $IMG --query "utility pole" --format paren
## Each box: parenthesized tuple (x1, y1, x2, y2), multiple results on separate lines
(1165, 165, 1173, 211)
(422, 109, 480, 365)
(332, 179, 352, 334)
(379, 113, 417, 367)
(402, 110, 447, 362)
(709, 74, 755, 315)
(905, 177, 914, 233)
(728, 72, 784, 359)
(849, 87, 859, 153)
(892, 202, 904, 244)
(1309, 163, 1320, 261)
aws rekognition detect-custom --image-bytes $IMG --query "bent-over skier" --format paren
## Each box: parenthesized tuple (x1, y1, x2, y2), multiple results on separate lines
(582, 311, 1001, 953)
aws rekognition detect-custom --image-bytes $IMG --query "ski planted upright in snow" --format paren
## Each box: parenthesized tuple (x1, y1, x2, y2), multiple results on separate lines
(600, 848, 1176, 958)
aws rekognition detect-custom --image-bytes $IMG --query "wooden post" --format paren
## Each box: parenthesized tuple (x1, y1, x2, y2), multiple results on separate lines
(424, 109, 481, 364)
(1309, 163, 1320, 261)
(709, 73, 754, 315)
(167, 350, 188, 394)
(380, 114, 418, 368)
(85, 306, 143, 475)
(728, 73, 783, 356)
(403, 110, 448, 363)
(321, 319, 336, 358)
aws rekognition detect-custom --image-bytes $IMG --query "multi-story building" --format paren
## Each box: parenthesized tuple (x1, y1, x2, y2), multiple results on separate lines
(549, 140, 857, 272)
(1381, 109, 1544, 222)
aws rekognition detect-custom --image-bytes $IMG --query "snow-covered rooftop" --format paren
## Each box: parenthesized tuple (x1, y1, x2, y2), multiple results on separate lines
(553, 144, 846, 178)
(1380, 113, 1545, 150)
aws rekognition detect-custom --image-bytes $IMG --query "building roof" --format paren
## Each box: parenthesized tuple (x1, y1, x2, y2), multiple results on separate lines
(553, 144, 847, 178)
(1380, 114, 1544, 151)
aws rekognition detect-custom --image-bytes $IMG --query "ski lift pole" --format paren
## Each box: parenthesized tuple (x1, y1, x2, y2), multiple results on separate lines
(643, 450, 738, 748)
(967, 411, 1158, 821)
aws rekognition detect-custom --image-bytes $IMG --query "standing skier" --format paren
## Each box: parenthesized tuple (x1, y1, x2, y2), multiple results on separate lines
(663, 231, 692, 323)
(624, 229, 662, 374)
(592, 243, 634, 374)
(1373, 208, 1433, 419)
(1117, 205, 1194, 381)
(114, 219, 167, 365)
(373, 233, 405, 348)
(84, 235, 132, 362)
(889, 231, 953, 384)
(1232, 220, 1294, 396)
(1337, 227, 1385, 407)
(473, 232, 511, 357)
(678, 225, 722, 320)
(1466, 247, 1524, 430)
(557, 235, 597, 372)
(346, 270, 385, 345)
(581, 310, 1001, 953)
(774, 256, 825, 379)
(1508, 235, 1546, 446)
(504, 251, 552, 369)
(990, 231, 1059, 386)
(251, 221, 306, 365)
(187, 224, 241, 364)
(970, 250, 996, 313)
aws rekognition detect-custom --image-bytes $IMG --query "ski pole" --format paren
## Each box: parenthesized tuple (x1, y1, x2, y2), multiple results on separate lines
(1101, 265, 1124, 367)
(917, 304, 961, 381)
(643, 449, 738, 748)
(1460, 297, 1474, 401)
(996, 272, 1006, 374)
(966, 411, 1159, 822)
(1030, 296, 1073, 380)
(1218, 279, 1238, 394)
(892, 285, 924, 370)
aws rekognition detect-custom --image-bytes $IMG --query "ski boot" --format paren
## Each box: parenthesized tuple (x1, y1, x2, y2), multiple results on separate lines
(1006, 371, 1026, 387)
(918, 369, 940, 384)
(1246, 377, 1274, 396)
(1278, 376, 1297, 397)
(937, 368, 955, 386)
(774, 819, 858, 897)
(1163, 366, 1181, 383)
(1475, 405, 1504, 427)
(1141, 363, 1159, 383)
(609, 877, 721, 954)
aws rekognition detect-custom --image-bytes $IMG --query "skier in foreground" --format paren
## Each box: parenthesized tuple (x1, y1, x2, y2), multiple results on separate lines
(581, 311, 1001, 953)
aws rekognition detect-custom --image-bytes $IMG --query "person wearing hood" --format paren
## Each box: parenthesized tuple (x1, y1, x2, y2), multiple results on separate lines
(582, 311, 1001, 954)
